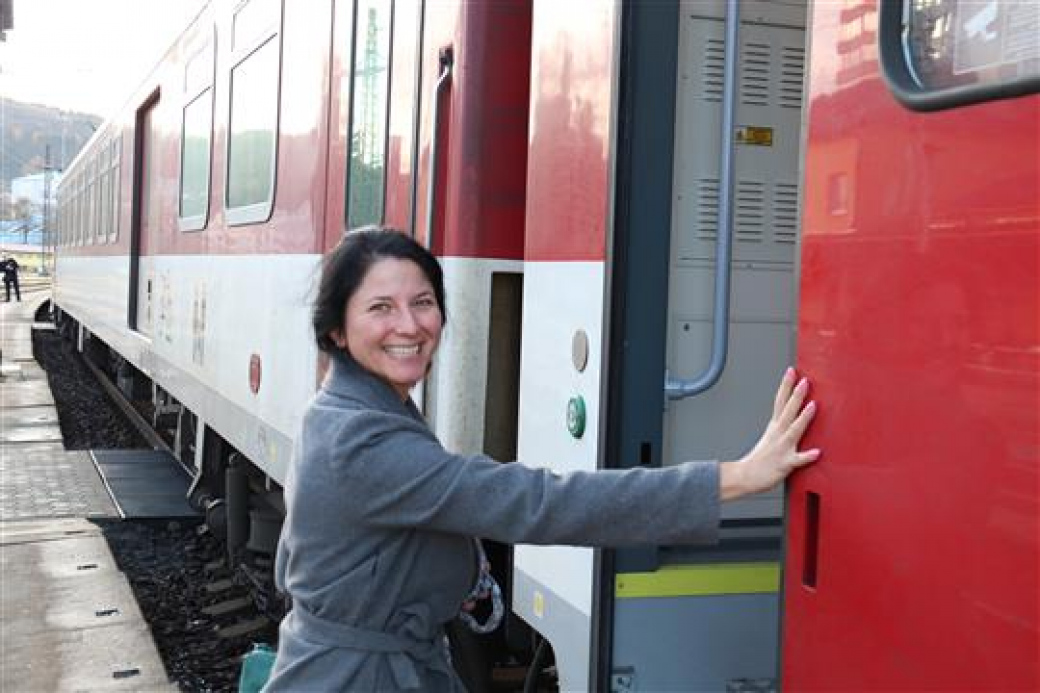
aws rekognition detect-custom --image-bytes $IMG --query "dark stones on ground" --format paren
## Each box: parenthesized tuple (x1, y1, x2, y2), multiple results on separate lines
(31, 323, 149, 450)
(94, 518, 278, 692)
(31, 308, 278, 692)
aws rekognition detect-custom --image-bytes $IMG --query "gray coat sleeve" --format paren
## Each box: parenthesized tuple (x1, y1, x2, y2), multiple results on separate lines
(318, 405, 720, 547)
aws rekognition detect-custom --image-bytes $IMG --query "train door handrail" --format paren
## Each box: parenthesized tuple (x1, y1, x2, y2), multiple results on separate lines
(665, 0, 740, 401)
(424, 46, 454, 252)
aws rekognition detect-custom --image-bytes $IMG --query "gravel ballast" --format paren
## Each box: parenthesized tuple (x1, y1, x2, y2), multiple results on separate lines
(32, 313, 278, 692)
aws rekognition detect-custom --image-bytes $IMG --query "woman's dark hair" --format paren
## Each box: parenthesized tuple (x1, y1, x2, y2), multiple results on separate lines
(313, 226, 447, 353)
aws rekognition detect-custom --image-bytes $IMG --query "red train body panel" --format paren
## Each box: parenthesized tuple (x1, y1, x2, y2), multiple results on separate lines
(525, 4, 613, 263)
(784, 3, 1039, 688)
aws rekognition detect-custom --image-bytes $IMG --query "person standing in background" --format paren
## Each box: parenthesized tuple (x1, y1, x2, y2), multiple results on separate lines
(2, 254, 21, 302)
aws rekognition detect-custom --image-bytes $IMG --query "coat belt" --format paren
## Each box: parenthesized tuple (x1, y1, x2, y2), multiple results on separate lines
(289, 604, 447, 689)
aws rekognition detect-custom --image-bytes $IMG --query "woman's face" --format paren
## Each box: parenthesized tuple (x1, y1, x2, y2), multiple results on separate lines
(332, 257, 443, 399)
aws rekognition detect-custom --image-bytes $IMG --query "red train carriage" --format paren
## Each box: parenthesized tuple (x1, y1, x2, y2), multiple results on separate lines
(54, 0, 1038, 690)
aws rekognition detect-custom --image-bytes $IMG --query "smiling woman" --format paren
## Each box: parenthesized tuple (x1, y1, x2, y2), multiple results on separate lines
(265, 226, 818, 692)
(333, 257, 444, 400)
(312, 226, 448, 393)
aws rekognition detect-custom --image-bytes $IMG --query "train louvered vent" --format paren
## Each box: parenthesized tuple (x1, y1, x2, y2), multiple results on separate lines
(735, 180, 766, 242)
(695, 179, 773, 244)
(780, 45, 805, 109)
(703, 39, 725, 102)
(696, 178, 720, 241)
(774, 182, 799, 243)
(702, 38, 803, 108)
(742, 42, 771, 106)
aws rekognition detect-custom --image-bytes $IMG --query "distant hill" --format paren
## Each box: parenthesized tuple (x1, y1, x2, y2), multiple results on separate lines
(1, 98, 101, 193)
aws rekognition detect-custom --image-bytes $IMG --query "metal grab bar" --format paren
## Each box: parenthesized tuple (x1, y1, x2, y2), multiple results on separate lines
(665, 0, 740, 401)
(415, 47, 453, 418)
(424, 46, 454, 251)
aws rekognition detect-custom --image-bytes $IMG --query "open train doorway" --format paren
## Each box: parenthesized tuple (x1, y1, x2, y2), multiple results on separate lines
(128, 91, 161, 337)
(599, 0, 810, 689)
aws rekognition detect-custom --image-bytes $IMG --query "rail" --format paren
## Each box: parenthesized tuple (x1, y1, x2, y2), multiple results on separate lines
(665, 0, 740, 400)
(424, 46, 454, 252)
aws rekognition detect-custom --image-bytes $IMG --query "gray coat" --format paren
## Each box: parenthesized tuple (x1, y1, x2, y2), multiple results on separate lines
(265, 352, 720, 691)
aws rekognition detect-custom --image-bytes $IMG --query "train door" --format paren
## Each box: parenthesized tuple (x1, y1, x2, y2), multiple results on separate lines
(129, 92, 161, 337)
(600, 1, 809, 689)
(783, 1, 1039, 689)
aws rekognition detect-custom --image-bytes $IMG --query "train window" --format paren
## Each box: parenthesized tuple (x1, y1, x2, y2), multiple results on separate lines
(227, 38, 279, 221)
(232, 0, 279, 52)
(106, 148, 116, 243)
(72, 179, 78, 247)
(78, 171, 85, 246)
(82, 169, 89, 246)
(79, 166, 87, 246)
(80, 170, 87, 246)
(185, 40, 213, 93)
(99, 154, 110, 244)
(224, 0, 280, 223)
(79, 172, 86, 246)
(346, 0, 392, 230)
(226, 0, 281, 226)
(65, 179, 71, 248)
(72, 176, 78, 246)
(87, 157, 97, 245)
(101, 144, 113, 243)
(95, 152, 106, 243)
(55, 191, 62, 248)
(96, 153, 104, 243)
(880, 0, 1040, 110)
(180, 40, 214, 231)
(109, 138, 121, 243)
(180, 91, 213, 225)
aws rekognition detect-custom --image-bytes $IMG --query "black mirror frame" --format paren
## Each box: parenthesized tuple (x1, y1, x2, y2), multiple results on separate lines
(878, 0, 1040, 112)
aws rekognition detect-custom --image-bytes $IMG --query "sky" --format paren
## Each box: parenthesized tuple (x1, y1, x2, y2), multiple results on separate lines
(1, 0, 206, 119)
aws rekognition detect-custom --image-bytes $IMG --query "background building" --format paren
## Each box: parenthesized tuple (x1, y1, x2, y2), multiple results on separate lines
(10, 171, 62, 207)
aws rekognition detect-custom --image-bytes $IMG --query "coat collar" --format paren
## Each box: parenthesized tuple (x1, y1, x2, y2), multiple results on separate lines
(324, 350, 422, 420)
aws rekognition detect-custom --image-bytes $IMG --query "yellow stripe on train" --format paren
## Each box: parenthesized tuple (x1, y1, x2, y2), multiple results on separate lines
(615, 563, 780, 598)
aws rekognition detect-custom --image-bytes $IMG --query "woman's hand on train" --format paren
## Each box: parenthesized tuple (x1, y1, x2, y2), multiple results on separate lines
(720, 368, 820, 501)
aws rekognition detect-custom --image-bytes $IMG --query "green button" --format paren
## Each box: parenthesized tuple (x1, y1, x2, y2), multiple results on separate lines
(566, 396, 586, 438)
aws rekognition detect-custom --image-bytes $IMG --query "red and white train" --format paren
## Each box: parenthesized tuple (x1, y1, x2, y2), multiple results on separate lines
(54, 0, 1038, 690)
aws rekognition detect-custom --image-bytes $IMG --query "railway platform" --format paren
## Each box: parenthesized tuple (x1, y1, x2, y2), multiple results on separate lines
(0, 287, 186, 691)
